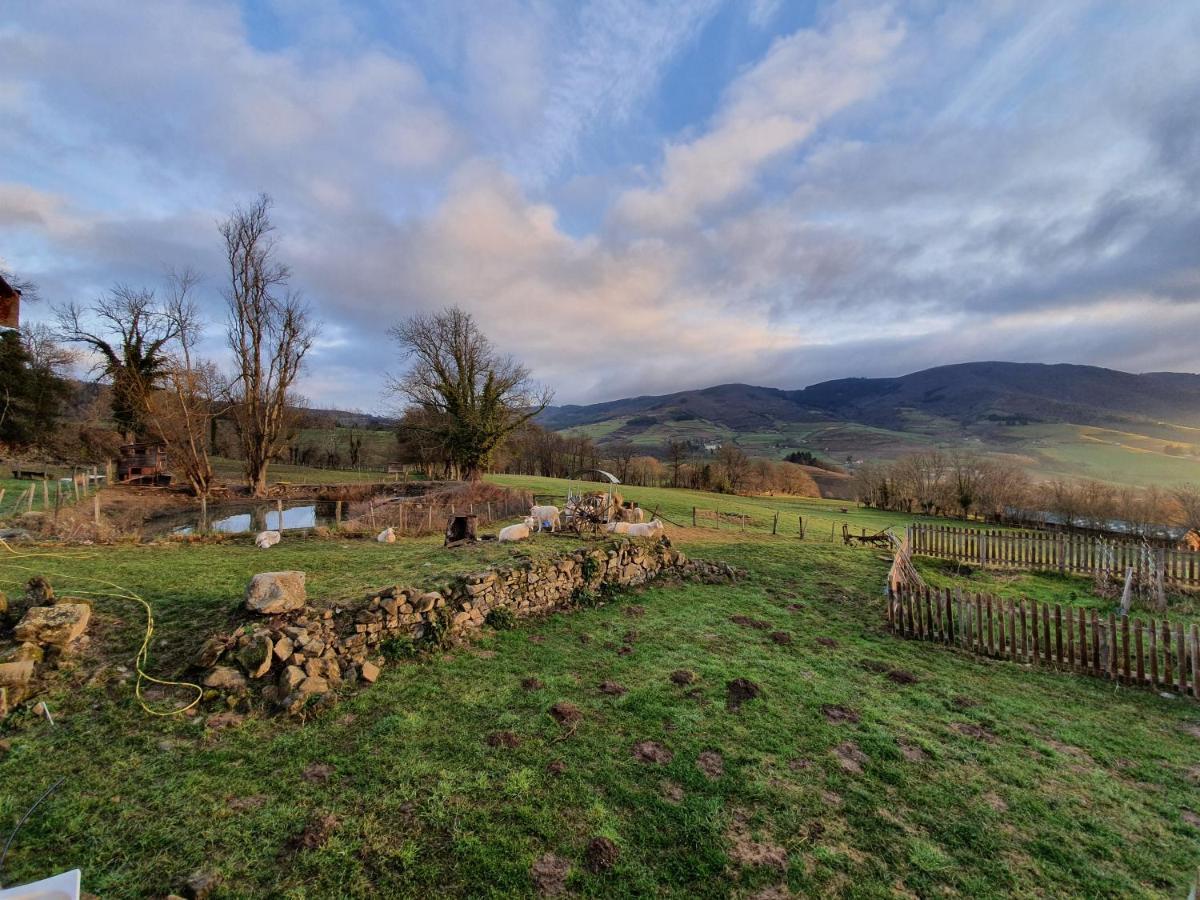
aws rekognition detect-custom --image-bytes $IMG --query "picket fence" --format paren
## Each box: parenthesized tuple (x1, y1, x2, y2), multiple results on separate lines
(908, 523, 1200, 587)
(886, 585, 1200, 699)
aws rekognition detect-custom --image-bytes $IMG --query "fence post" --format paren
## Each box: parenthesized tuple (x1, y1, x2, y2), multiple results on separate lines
(93, 493, 101, 527)
(772, 511, 778, 535)
(798, 516, 804, 539)
(691, 506, 696, 527)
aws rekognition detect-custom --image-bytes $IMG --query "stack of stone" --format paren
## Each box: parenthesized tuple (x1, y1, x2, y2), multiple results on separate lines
(0, 578, 92, 718)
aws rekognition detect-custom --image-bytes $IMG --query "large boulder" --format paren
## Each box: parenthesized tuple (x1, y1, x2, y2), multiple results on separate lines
(13, 603, 91, 646)
(244, 571, 306, 615)
(0, 659, 35, 689)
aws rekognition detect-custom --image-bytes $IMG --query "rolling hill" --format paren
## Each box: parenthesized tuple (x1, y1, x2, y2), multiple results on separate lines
(539, 362, 1200, 486)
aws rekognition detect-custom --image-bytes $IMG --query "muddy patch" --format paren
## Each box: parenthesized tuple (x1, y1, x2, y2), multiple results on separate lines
(623, 605, 645, 618)
(530, 853, 571, 897)
(983, 792, 1008, 812)
(897, 740, 929, 762)
(227, 795, 267, 812)
(821, 790, 843, 806)
(521, 677, 544, 691)
(821, 704, 860, 725)
(584, 836, 620, 873)
(283, 812, 339, 856)
(661, 781, 684, 804)
(697, 750, 725, 779)
(205, 711, 245, 731)
(768, 631, 793, 645)
(726, 678, 763, 711)
(952, 722, 997, 743)
(632, 740, 674, 764)
(546, 760, 567, 776)
(815, 636, 838, 648)
(834, 741, 868, 774)
(860, 659, 890, 673)
(726, 812, 788, 871)
(748, 886, 792, 900)
(1182, 810, 1200, 829)
(487, 731, 522, 748)
(598, 680, 627, 696)
(617, 645, 634, 656)
(886, 669, 919, 685)
(786, 603, 804, 612)
(670, 669, 697, 685)
(788, 757, 811, 771)
(731, 615, 771, 630)
(302, 762, 335, 783)
(950, 695, 978, 710)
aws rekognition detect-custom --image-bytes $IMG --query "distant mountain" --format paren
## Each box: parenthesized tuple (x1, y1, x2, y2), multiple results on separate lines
(540, 362, 1200, 435)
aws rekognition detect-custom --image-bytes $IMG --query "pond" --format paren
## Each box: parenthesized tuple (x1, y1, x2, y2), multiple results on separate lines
(146, 500, 346, 536)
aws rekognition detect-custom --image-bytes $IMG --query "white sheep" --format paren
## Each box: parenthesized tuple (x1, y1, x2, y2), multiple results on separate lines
(498, 522, 532, 542)
(625, 506, 645, 523)
(625, 520, 665, 538)
(376, 527, 396, 543)
(529, 505, 561, 532)
(604, 521, 633, 534)
(255, 530, 281, 549)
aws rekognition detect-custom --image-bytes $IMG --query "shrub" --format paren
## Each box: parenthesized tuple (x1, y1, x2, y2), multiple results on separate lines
(486, 607, 517, 630)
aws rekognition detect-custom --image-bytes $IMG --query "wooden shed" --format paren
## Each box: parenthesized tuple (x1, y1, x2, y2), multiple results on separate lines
(0, 273, 19, 330)
(117, 441, 172, 485)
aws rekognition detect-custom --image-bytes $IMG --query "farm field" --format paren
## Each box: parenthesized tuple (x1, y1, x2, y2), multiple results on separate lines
(1, 478, 1198, 896)
(209, 456, 398, 485)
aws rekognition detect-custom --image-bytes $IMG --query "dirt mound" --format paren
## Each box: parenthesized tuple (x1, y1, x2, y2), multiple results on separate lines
(661, 780, 684, 803)
(302, 762, 335, 783)
(697, 750, 725, 779)
(584, 836, 620, 873)
(623, 605, 645, 618)
(834, 742, 868, 774)
(487, 731, 521, 748)
(815, 636, 838, 648)
(531, 853, 571, 897)
(521, 677, 544, 691)
(546, 760, 567, 776)
(886, 669, 919, 685)
(768, 631, 792, 645)
(598, 681, 627, 696)
(670, 669, 697, 685)
(860, 659, 890, 673)
(284, 813, 339, 855)
(731, 615, 771, 630)
(952, 722, 997, 743)
(726, 678, 762, 711)
(550, 702, 582, 726)
(726, 812, 788, 871)
(632, 740, 673, 764)
(622, 629, 640, 644)
(821, 704, 859, 724)
(898, 740, 928, 762)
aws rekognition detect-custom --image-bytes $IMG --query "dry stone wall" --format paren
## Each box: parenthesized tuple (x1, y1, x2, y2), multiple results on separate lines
(197, 538, 739, 715)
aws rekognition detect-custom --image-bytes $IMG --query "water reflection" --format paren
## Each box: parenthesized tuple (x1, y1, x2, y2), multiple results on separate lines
(152, 501, 343, 536)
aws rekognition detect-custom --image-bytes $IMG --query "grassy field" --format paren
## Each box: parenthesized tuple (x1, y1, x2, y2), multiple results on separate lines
(1, 478, 1199, 896)
(209, 457, 398, 485)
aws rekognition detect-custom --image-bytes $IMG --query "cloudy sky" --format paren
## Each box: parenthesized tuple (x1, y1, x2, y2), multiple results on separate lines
(3, 0, 1199, 410)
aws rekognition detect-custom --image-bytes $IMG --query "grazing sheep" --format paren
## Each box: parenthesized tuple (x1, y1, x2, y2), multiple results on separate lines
(376, 527, 396, 543)
(625, 520, 665, 538)
(498, 522, 532, 542)
(255, 530, 281, 549)
(530, 505, 561, 532)
(604, 521, 633, 534)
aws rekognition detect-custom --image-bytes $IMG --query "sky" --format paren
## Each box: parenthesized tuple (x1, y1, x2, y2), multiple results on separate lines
(2, 0, 1199, 411)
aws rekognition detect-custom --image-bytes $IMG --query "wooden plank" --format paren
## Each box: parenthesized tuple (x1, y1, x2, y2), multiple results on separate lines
(1150, 619, 1158, 688)
(1122, 616, 1131, 685)
(975, 592, 984, 654)
(1066, 606, 1075, 669)
(924, 587, 934, 641)
(1054, 604, 1064, 665)
(1192, 624, 1200, 700)
(945, 587, 954, 644)
(1020, 599, 1029, 662)
(1178, 623, 1187, 695)
(1031, 599, 1040, 663)
(1108, 614, 1118, 680)
(1163, 620, 1173, 689)
(1007, 601, 1016, 660)
(1091, 610, 1100, 676)
(998, 598, 1007, 658)
(987, 595, 995, 656)
(1043, 603, 1052, 665)
(1078, 607, 1088, 671)
(1135, 619, 1145, 686)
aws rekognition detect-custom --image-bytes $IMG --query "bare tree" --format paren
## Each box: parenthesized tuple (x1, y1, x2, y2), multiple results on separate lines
(664, 439, 688, 488)
(56, 286, 179, 441)
(387, 306, 552, 481)
(220, 194, 315, 496)
(1174, 483, 1200, 533)
(716, 444, 751, 494)
(608, 441, 636, 483)
(139, 269, 223, 496)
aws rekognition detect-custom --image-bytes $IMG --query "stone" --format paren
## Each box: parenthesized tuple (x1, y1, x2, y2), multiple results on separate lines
(415, 591, 441, 613)
(194, 636, 226, 669)
(13, 603, 90, 646)
(24, 576, 54, 606)
(244, 571, 306, 615)
(273, 635, 294, 661)
(203, 666, 247, 692)
(184, 870, 220, 900)
(0, 660, 35, 688)
(279, 665, 305, 693)
(360, 661, 381, 683)
(7, 642, 43, 664)
(236, 634, 274, 679)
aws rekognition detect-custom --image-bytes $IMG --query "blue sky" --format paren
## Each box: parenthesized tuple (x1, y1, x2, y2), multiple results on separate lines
(2, 1, 1199, 411)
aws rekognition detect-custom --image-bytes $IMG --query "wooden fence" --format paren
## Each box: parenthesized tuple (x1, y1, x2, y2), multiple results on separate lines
(887, 585, 1200, 699)
(908, 523, 1200, 587)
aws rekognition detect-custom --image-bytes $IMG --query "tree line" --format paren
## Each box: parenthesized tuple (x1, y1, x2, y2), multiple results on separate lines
(850, 450, 1200, 535)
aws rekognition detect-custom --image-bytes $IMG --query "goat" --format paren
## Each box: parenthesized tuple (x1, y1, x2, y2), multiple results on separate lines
(626, 520, 665, 538)
(498, 522, 532, 542)
(376, 527, 396, 543)
(255, 530, 281, 549)
(529, 505, 561, 532)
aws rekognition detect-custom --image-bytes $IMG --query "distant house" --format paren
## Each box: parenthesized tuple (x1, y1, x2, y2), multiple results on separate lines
(703, 441, 722, 454)
(0, 273, 19, 330)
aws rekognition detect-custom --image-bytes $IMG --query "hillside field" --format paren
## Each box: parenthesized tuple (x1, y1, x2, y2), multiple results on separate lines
(1, 477, 1199, 896)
